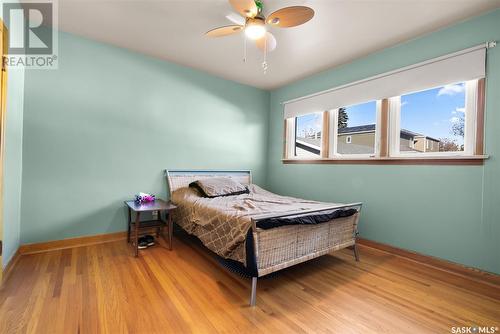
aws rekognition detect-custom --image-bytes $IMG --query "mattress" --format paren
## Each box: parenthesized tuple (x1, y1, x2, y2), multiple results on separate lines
(171, 184, 355, 264)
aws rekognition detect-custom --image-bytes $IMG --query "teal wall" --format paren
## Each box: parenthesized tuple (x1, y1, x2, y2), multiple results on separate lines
(20, 31, 269, 244)
(2, 67, 24, 268)
(266, 9, 500, 274)
(2, 0, 25, 268)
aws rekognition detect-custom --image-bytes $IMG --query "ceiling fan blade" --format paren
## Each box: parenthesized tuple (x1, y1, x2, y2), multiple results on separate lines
(205, 25, 243, 37)
(225, 12, 246, 26)
(228, 0, 258, 18)
(256, 32, 277, 52)
(267, 6, 314, 28)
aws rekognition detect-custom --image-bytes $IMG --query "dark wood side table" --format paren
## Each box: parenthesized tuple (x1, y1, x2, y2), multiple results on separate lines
(124, 199, 177, 257)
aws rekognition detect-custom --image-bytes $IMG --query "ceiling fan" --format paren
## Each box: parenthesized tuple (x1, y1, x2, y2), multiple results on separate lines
(205, 0, 314, 72)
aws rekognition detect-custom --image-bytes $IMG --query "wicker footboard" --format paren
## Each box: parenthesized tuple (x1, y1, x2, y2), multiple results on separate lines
(253, 213, 360, 277)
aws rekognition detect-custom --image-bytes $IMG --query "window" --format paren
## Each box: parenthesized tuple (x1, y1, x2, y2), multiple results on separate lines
(334, 101, 378, 156)
(389, 81, 478, 156)
(282, 45, 487, 164)
(284, 79, 484, 164)
(293, 112, 323, 158)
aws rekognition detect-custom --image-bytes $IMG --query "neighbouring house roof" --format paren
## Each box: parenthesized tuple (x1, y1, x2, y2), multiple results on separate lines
(338, 124, 377, 134)
(338, 124, 440, 142)
(413, 134, 441, 142)
(297, 137, 321, 148)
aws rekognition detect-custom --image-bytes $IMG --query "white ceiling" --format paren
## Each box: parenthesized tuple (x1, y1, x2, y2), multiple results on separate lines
(57, 0, 500, 90)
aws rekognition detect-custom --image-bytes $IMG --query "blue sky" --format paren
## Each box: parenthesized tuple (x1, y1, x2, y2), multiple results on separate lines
(297, 82, 466, 144)
(343, 101, 377, 126)
(401, 83, 465, 144)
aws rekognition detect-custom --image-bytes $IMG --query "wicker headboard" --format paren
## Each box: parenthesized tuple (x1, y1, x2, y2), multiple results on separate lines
(165, 170, 252, 196)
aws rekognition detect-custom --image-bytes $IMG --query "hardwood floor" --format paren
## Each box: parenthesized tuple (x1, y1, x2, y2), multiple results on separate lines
(1, 234, 499, 334)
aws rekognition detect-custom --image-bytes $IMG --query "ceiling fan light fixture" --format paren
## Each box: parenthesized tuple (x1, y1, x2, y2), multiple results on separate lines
(206, 1, 316, 72)
(245, 17, 266, 40)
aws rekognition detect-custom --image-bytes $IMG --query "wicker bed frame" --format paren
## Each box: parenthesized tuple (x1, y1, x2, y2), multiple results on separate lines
(165, 170, 362, 306)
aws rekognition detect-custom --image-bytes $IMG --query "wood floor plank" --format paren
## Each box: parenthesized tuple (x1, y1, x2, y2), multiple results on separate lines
(0, 234, 499, 334)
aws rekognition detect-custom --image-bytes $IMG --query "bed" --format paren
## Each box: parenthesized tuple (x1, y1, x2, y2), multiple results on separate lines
(165, 170, 362, 306)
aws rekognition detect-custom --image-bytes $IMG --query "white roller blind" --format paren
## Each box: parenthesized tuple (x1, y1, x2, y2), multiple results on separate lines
(283, 45, 486, 119)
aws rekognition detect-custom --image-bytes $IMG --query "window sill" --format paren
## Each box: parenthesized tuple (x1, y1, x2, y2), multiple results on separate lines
(282, 155, 489, 165)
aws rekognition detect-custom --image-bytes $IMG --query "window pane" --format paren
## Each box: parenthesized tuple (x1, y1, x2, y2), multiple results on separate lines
(337, 101, 377, 155)
(400, 83, 465, 153)
(295, 112, 322, 157)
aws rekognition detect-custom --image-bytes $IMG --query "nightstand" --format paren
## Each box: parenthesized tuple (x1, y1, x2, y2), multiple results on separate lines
(124, 199, 177, 257)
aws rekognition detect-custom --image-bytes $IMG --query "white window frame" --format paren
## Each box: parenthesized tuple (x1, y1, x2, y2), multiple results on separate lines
(346, 136, 352, 144)
(389, 80, 478, 157)
(328, 101, 381, 159)
(285, 117, 296, 159)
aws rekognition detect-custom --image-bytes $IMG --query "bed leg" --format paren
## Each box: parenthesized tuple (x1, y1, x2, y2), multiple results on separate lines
(249, 277, 257, 307)
(353, 243, 360, 262)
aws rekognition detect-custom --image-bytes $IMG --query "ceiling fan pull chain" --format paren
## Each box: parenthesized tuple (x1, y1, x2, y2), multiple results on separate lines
(243, 33, 247, 63)
(262, 33, 268, 74)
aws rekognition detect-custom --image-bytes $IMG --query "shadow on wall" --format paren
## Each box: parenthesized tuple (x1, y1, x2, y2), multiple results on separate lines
(20, 31, 270, 245)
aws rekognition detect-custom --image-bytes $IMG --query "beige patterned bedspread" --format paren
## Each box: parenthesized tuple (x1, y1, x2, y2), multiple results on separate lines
(171, 184, 342, 264)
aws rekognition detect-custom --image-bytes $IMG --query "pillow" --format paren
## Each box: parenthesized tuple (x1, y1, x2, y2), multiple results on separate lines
(189, 177, 249, 198)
